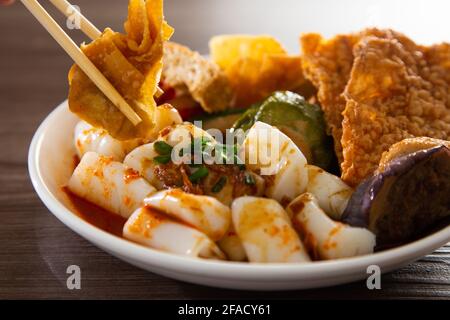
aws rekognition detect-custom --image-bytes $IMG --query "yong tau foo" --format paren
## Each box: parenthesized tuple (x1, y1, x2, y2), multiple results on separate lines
(65, 0, 449, 263)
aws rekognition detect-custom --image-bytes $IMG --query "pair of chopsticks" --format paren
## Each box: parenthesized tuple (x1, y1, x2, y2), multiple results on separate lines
(20, 0, 142, 125)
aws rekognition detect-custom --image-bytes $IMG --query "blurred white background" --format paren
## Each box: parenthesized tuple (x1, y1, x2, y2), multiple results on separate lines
(163, 0, 450, 53)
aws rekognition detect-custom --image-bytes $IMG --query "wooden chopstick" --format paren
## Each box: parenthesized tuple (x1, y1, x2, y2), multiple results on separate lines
(48, 0, 101, 41)
(50, 0, 165, 101)
(21, 0, 142, 125)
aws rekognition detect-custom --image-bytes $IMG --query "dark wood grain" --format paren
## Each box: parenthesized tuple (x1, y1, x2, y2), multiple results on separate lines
(0, 0, 448, 300)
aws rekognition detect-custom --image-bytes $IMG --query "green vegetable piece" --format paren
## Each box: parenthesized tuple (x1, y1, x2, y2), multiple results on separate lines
(153, 154, 171, 164)
(231, 102, 261, 132)
(154, 141, 173, 155)
(189, 109, 245, 132)
(211, 176, 227, 193)
(232, 91, 336, 170)
(189, 166, 209, 183)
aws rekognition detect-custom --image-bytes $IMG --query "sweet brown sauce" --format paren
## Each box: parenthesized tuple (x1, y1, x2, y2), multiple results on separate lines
(63, 187, 126, 237)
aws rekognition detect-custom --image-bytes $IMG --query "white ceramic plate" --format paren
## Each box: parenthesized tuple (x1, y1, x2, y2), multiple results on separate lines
(28, 101, 450, 290)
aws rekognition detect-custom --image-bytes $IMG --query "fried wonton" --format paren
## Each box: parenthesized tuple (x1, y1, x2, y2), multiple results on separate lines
(68, 0, 173, 140)
(341, 37, 450, 186)
(210, 35, 309, 107)
(300, 29, 416, 162)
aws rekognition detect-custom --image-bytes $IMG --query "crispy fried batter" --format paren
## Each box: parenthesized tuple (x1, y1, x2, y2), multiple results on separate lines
(300, 29, 416, 162)
(300, 32, 358, 161)
(341, 37, 450, 186)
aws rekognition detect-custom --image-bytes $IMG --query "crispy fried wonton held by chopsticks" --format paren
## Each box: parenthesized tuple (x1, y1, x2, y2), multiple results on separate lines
(341, 38, 450, 186)
(300, 29, 417, 162)
(68, 0, 173, 140)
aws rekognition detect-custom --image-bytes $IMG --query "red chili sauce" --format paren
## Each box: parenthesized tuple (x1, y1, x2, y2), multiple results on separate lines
(62, 187, 126, 237)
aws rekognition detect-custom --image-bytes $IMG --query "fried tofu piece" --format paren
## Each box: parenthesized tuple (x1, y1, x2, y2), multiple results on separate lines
(162, 42, 233, 113)
(300, 29, 416, 162)
(341, 37, 450, 186)
(300, 33, 358, 161)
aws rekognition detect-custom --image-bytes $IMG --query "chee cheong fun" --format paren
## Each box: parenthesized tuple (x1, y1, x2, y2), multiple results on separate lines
(64, 0, 449, 263)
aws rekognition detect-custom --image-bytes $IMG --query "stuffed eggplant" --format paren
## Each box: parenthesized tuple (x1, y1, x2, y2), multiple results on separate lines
(342, 143, 450, 245)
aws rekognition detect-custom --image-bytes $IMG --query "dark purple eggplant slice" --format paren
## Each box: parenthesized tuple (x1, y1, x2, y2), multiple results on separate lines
(342, 145, 450, 246)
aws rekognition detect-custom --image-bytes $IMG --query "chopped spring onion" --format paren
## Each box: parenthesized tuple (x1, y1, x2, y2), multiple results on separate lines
(153, 154, 171, 164)
(211, 176, 227, 193)
(154, 141, 173, 155)
(189, 166, 209, 183)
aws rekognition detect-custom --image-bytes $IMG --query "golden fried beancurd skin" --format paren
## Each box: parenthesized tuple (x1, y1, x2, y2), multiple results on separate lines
(341, 38, 450, 186)
(300, 29, 418, 164)
(68, 0, 173, 141)
(210, 34, 307, 107)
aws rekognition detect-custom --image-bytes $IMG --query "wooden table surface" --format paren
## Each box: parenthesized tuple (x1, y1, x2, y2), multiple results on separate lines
(0, 0, 449, 299)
